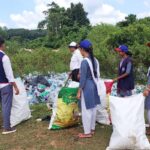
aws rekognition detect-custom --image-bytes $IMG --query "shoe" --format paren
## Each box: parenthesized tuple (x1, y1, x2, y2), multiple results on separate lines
(2, 128, 17, 135)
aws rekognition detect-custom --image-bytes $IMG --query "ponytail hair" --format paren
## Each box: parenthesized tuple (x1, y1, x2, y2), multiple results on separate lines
(126, 51, 133, 57)
(85, 47, 97, 78)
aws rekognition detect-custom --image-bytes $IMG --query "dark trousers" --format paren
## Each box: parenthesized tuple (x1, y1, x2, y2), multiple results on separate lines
(0, 85, 13, 130)
(71, 69, 79, 82)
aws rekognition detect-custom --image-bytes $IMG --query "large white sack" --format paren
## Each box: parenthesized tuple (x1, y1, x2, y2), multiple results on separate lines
(99, 79, 107, 108)
(96, 105, 110, 125)
(11, 78, 31, 127)
(107, 94, 150, 150)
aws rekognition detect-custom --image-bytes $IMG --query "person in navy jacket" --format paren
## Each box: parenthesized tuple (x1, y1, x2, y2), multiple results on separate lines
(114, 45, 135, 97)
(0, 36, 19, 135)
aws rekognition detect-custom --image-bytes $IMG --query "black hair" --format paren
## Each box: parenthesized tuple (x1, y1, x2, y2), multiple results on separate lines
(125, 51, 133, 57)
(83, 46, 97, 78)
(68, 46, 77, 49)
(0, 36, 5, 47)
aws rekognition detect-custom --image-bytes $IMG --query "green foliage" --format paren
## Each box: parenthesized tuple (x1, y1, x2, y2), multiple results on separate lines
(38, 2, 90, 48)
(6, 47, 71, 76)
(117, 14, 137, 27)
(0, 27, 7, 38)
(7, 29, 46, 40)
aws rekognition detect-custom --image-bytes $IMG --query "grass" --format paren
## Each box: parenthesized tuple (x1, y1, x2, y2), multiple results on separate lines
(0, 104, 112, 150)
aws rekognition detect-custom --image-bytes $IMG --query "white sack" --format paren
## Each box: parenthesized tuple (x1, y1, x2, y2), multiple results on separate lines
(99, 79, 107, 108)
(107, 94, 150, 150)
(11, 78, 31, 127)
(96, 105, 110, 125)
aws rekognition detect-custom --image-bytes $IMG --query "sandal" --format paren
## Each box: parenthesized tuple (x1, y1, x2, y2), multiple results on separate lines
(78, 133, 92, 138)
(91, 130, 95, 135)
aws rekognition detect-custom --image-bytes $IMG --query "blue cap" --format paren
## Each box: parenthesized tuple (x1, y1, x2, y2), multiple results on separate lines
(115, 45, 128, 53)
(79, 40, 92, 49)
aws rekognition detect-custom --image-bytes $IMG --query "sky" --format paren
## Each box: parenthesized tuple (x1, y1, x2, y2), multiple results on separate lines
(0, 0, 150, 29)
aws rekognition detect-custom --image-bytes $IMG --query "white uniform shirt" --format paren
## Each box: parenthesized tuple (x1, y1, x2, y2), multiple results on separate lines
(70, 49, 83, 71)
(0, 50, 15, 89)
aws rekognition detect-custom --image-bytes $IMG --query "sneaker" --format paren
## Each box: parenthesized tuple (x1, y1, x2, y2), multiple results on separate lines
(2, 128, 17, 135)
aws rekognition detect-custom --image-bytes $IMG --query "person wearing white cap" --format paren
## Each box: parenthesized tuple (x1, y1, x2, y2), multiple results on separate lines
(68, 42, 83, 82)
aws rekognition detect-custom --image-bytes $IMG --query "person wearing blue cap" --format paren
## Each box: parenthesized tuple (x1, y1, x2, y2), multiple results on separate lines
(76, 40, 100, 138)
(114, 45, 135, 97)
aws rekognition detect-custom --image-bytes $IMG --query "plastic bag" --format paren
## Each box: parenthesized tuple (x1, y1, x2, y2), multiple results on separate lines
(11, 78, 31, 127)
(49, 87, 79, 130)
(107, 94, 150, 150)
(96, 105, 110, 125)
(99, 79, 107, 108)
(68, 81, 79, 88)
(104, 79, 114, 94)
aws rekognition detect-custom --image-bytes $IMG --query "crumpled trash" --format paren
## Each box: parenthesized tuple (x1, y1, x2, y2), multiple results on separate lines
(111, 83, 145, 96)
(24, 73, 68, 105)
(25, 75, 51, 87)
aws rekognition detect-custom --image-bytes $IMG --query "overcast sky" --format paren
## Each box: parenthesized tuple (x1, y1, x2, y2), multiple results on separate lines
(0, 0, 150, 29)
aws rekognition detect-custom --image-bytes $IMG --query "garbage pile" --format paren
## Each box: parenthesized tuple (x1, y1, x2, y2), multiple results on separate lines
(24, 73, 68, 105)
(23, 73, 145, 105)
(111, 83, 145, 96)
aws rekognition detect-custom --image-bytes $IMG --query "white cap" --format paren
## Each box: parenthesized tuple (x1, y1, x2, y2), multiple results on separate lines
(69, 42, 77, 47)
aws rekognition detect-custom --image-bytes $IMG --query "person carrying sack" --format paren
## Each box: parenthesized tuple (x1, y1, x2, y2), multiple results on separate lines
(76, 40, 100, 138)
(0, 36, 19, 135)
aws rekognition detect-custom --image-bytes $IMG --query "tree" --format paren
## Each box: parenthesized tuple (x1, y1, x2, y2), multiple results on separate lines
(66, 3, 90, 27)
(0, 26, 7, 38)
(38, 2, 90, 48)
(117, 14, 137, 27)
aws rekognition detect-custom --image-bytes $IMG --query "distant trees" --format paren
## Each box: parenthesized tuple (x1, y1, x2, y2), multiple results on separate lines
(0, 26, 7, 38)
(7, 29, 46, 40)
(38, 2, 90, 48)
(117, 14, 137, 27)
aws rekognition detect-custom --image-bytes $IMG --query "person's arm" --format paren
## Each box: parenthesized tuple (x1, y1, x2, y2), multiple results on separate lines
(143, 76, 150, 96)
(2, 55, 19, 95)
(114, 62, 132, 82)
(77, 60, 88, 99)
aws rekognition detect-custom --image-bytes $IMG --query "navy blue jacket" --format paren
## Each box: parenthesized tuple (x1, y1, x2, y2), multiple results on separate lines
(117, 57, 135, 91)
(0, 52, 8, 83)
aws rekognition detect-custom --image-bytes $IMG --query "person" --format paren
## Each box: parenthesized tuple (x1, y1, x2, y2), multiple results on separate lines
(76, 40, 100, 138)
(113, 45, 135, 97)
(69, 42, 83, 82)
(0, 36, 19, 134)
(144, 42, 150, 135)
(144, 67, 150, 135)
